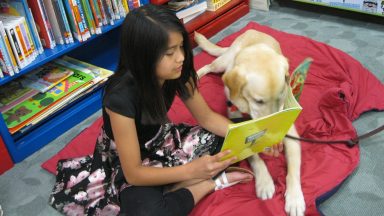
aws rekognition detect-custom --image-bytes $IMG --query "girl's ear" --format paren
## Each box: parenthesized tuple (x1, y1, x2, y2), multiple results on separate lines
(222, 70, 246, 100)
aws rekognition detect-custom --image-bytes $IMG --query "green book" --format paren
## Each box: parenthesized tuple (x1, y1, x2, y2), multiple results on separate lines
(3, 70, 93, 132)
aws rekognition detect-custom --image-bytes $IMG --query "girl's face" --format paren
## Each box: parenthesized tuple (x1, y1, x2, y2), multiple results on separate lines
(156, 31, 185, 85)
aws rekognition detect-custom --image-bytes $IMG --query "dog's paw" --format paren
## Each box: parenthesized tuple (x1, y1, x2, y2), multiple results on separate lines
(255, 174, 275, 200)
(284, 189, 305, 216)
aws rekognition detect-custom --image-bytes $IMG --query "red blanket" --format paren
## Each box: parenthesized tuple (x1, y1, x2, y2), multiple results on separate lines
(42, 22, 384, 215)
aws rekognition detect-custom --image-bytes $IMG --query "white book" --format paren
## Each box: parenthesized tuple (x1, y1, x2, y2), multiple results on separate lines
(0, 15, 27, 69)
(183, 10, 205, 24)
(175, 0, 207, 19)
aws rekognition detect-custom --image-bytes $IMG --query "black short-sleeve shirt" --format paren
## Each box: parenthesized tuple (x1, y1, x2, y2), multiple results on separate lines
(102, 80, 174, 156)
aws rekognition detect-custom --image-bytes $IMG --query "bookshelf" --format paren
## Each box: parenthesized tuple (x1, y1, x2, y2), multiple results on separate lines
(0, 0, 123, 163)
(151, 0, 250, 47)
(0, 0, 249, 164)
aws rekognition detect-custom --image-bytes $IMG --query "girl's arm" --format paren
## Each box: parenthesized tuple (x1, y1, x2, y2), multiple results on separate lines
(183, 84, 231, 137)
(106, 108, 235, 186)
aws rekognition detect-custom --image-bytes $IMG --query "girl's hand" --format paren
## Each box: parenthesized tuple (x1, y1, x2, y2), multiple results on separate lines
(188, 150, 236, 179)
(262, 142, 284, 157)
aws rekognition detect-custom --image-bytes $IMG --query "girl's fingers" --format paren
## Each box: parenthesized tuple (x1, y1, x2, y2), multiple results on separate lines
(214, 149, 231, 159)
(278, 142, 284, 152)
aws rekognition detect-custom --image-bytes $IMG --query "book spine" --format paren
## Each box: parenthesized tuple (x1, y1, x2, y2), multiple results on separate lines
(0, 21, 18, 73)
(0, 65, 4, 78)
(18, 20, 36, 64)
(6, 26, 26, 69)
(43, 0, 65, 45)
(20, 19, 37, 60)
(0, 22, 15, 76)
(12, 0, 44, 54)
(14, 20, 31, 64)
(89, 0, 103, 28)
(51, 0, 70, 44)
(96, 0, 108, 25)
(132, 0, 140, 8)
(17, 0, 44, 54)
(0, 49, 8, 77)
(102, 0, 115, 25)
(63, 0, 83, 42)
(117, 0, 127, 17)
(27, 0, 55, 49)
(110, 0, 120, 20)
(75, 0, 92, 38)
(38, 0, 57, 48)
(56, 0, 75, 43)
(121, 0, 129, 15)
(71, 0, 90, 41)
(27, 7, 44, 54)
(80, 0, 98, 35)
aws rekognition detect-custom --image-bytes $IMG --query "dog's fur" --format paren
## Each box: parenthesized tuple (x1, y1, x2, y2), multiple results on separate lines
(195, 30, 305, 216)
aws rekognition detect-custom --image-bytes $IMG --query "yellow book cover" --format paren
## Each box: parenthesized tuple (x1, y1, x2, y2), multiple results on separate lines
(220, 58, 312, 163)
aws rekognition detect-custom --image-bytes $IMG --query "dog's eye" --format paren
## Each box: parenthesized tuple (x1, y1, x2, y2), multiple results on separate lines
(255, 99, 264, 105)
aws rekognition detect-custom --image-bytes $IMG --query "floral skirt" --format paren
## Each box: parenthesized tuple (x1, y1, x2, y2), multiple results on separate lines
(49, 123, 221, 216)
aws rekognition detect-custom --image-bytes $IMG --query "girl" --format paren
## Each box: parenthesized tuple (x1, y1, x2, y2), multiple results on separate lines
(50, 4, 282, 216)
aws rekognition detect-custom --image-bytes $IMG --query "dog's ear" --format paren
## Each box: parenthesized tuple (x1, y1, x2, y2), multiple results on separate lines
(222, 70, 246, 100)
(284, 57, 290, 85)
(285, 73, 290, 85)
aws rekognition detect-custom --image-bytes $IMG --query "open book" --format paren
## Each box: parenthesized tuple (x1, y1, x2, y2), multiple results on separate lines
(220, 58, 312, 163)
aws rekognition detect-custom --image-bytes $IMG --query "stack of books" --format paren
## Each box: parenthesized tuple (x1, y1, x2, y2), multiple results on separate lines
(166, 0, 208, 24)
(0, 55, 113, 134)
(0, 0, 149, 78)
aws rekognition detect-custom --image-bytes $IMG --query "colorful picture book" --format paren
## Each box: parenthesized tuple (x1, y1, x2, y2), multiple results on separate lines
(220, 58, 312, 163)
(8, 56, 114, 134)
(3, 69, 93, 133)
(0, 80, 39, 112)
(20, 62, 74, 93)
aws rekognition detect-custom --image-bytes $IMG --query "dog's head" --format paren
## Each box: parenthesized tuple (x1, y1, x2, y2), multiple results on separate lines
(222, 44, 290, 119)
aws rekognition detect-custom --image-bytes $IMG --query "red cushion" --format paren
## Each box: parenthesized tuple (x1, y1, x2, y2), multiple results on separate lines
(42, 21, 384, 215)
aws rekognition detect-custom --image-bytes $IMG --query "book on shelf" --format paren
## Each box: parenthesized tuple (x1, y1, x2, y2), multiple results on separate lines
(0, 21, 14, 76)
(73, 0, 92, 40)
(0, 80, 39, 113)
(219, 58, 312, 163)
(89, 0, 106, 27)
(182, 9, 205, 23)
(62, 0, 82, 42)
(168, 0, 196, 7)
(25, 56, 114, 129)
(0, 20, 18, 75)
(42, 0, 65, 45)
(173, 0, 207, 19)
(27, 0, 56, 49)
(3, 69, 94, 134)
(51, 0, 73, 44)
(13, 56, 113, 134)
(0, 0, 44, 54)
(20, 62, 74, 93)
(0, 14, 32, 69)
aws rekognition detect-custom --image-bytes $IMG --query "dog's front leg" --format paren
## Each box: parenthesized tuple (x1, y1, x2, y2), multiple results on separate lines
(283, 125, 305, 216)
(248, 154, 275, 199)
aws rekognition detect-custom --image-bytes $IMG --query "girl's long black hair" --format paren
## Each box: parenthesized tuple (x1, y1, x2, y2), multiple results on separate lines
(105, 4, 197, 124)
